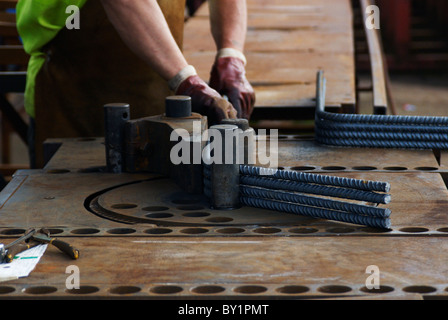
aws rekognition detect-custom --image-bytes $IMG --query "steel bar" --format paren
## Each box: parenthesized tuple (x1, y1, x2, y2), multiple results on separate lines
(203, 164, 212, 199)
(316, 121, 448, 134)
(240, 185, 391, 218)
(316, 129, 448, 142)
(314, 70, 448, 150)
(165, 96, 192, 118)
(104, 103, 130, 173)
(240, 196, 391, 229)
(239, 165, 390, 193)
(240, 175, 391, 204)
(207, 124, 240, 209)
(204, 169, 391, 204)
(317, 110, 448, 126)
(316, 137, 448, 150)
(221, 118, 256, 165)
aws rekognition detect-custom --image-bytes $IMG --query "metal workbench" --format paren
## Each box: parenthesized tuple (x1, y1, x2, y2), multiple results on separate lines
(0, 0, 447, 300)
(0, 136, 447, 299)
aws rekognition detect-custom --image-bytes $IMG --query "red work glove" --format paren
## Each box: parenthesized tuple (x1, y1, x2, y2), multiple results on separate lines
(176, 74, 238, 125)
(209, 55, 256, 120)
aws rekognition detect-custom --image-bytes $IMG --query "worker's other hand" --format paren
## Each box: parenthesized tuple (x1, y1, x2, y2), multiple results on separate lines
(209, 56, 255, 120)
(176, 75, 238, 125)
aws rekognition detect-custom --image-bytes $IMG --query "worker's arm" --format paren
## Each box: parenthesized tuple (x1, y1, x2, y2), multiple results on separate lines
(100, 0, 237, 124)
(208, 0, 256, 119)
(208, 0, 247, 51)
(100, 0, 186, 81)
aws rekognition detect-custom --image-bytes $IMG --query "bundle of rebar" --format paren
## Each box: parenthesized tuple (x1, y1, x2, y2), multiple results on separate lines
(203, 164, 392, 229)
(314, 70, 448, 150)
(238, 165, 391, 229)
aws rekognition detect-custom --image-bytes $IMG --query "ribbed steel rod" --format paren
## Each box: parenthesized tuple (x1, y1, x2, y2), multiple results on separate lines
(240, 175, 391, 204)
(316, 111, 448, 126)
(315, 137, 448, 150)
(240, 196, 391, 229)
(240, 185, 391, 218)
(315, 70, 448, 126)
(316, 129, 448, 142)
(316, 121, 448, 134)
(239, 165, 390, 193)
(314, 70, 448, 150)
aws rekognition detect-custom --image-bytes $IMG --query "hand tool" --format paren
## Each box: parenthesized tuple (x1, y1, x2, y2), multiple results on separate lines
(3, 242, 42, 263)
(31, 229, 79, 260)
(0, 228, 37, 263)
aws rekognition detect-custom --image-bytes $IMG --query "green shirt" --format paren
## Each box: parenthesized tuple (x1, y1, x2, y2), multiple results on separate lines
(16, 0, 87, 117)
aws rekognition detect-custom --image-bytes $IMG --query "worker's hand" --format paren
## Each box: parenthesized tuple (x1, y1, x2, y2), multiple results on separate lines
(209, 56, 255, 119)
(176, 75, 238, 125)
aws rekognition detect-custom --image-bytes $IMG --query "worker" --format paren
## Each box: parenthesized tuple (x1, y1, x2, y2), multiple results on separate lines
(16, 0, 255, 168)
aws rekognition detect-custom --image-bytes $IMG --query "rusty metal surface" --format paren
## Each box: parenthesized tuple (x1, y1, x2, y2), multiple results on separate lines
(0, 236, 447, 299)
(439, 151, 448, 171)
(2, 138, 447, 232)
(42, 137, 106, 172)
(0, 138, 447, 299)
(1, 166, 448, 232)
(42, 137, 443, 173)
(258, 137, 442, 172)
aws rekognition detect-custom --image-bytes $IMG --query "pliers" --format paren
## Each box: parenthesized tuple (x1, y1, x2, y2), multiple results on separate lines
(0, 228, 37, 263)
(0, 228, 79, 263)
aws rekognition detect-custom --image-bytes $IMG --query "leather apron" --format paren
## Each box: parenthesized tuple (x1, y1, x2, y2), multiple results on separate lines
(33, 0, 186, 167)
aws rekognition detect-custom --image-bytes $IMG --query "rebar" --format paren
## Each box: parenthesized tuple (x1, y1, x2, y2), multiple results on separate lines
(206, 124, 240, 209)
(316, 129, 448, 142)
(314, 70, 448, 150)
(240, 175, 391, 204)
(316, 110, 448, 126)
(104, 103, 130, 173)
(315, 137, 448, 150)
(240, 196, 391, 229)
(316, 121, 448, 134)
(202, 165, 392, 228)
(240, 185, 391, 218)
(239, 164, 390, 193)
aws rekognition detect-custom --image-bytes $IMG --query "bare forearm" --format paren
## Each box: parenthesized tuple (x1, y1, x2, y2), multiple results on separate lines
(100, 0, 188, 80)
(209, 0, 248, 51)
